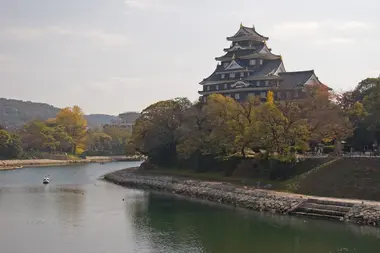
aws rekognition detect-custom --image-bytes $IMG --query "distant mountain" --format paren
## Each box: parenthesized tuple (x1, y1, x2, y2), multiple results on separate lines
(85, 114, 122, 127)
(118, 112, 141, 124)
(0, 98, 133, 129)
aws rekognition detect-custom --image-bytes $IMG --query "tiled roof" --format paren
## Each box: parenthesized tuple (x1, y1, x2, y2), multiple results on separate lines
(227, 25, 269, 41)
(278, 71, 315, 89)
(215, 48, 260, 61)
(201, 59, 284, 84)
(245, 59, 283, 79)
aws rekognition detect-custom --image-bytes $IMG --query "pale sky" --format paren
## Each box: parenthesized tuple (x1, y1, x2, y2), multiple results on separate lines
(0, 0, 379, 115)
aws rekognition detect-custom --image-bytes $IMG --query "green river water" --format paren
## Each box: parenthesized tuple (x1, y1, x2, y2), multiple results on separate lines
(0, 162, 379, 253)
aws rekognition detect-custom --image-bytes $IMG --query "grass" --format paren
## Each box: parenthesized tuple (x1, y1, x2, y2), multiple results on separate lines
(135, 158, 343, 193)
(137, 168, 286, 190)
(284, 157, 342, 192)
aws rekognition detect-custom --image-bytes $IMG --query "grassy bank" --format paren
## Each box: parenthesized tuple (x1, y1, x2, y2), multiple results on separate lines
(141, 156, 380, 202)
(135, 168, 287, 190)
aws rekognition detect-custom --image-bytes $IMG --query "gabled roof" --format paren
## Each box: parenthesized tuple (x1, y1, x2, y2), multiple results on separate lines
(278, 70, 316, 89)
(227, 24, 269, 42)
(224, 59, 244, 70)
(245, 59, 284, 80)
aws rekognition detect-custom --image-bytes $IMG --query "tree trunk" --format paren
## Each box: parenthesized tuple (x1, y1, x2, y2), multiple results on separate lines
(334, 138, 342, 155)
(241, 147, 246, 158)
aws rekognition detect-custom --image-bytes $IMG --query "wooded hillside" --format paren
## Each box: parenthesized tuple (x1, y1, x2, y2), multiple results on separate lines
(0, 98, 139, 128)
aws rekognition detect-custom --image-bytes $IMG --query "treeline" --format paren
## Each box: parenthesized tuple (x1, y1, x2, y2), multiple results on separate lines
(128, 77, 380, 172)
(0, 106, 131, 159)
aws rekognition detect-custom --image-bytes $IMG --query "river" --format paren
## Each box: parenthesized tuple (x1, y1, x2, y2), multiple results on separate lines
(1, 162, 380, 253)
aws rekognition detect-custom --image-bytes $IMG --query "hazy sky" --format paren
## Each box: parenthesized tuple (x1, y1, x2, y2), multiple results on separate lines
(0, 0, 379, 115)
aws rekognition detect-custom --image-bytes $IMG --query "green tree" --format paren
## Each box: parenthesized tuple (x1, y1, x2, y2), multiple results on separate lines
(132, 97, 192, 166)
(0, 130, 22, 159)
(6, 134, 23, 158)
(103, 126, 131, 155)
(87, 131, 112, 154)
(0, 129, 11, 157)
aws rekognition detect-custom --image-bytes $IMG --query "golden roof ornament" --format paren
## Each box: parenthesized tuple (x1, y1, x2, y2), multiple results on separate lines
(232, 53, 236, 60)
(240, 22, 243, 28)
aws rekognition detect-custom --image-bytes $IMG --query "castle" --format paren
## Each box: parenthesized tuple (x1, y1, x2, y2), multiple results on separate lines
(199, 23, 329, 101)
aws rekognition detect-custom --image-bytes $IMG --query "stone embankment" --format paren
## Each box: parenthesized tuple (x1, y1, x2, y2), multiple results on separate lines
(104, 168, 380, 227)
(104, 169, 305, 215)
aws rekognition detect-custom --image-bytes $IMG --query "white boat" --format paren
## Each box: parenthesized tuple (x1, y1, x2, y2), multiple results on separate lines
(43, 176, 50, 184)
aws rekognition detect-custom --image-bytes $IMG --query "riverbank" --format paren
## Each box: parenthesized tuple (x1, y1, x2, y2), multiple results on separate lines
(0, 155, 144, 170)
(104, 168, 380, 227)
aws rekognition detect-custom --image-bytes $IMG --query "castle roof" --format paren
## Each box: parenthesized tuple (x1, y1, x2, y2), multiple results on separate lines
(227, 24, 269, 42)
(278, 70, 331, 90)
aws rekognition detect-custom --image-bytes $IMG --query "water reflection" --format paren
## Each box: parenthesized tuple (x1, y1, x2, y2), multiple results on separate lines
(128, 192, 380, 253)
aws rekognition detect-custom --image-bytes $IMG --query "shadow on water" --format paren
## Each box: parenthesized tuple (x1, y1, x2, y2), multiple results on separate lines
(126, 192, 380, 253)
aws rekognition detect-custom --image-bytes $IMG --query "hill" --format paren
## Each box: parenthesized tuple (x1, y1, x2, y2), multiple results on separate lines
(0, 98, 138, 129)
(118, 112, 141, 124)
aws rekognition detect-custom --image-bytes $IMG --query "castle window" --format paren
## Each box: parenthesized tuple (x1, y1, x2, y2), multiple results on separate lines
(224, 83, 228, 89)
(248, 92, 255, 97)
(260, 92, 266, 98)
(294, 91, 299, 98)
(277, 92, 282, 98)
(230, 72, 235, 78)
(235, 93, 240, 100)
(206, 86, 210, 91)
(256, 81, 260, 86)
(265, 80, 269, 86)
(240, 72, 244, 77)
(249, 59, 256, 65)
(286, 92, 291, 99)
(221, 74, 225, 79)
(259, 59, 263, 65)
(216, 84, 219, 90)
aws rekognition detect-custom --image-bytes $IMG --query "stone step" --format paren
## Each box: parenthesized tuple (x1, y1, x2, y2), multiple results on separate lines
(306, 198, 355, 207)
(303, 203, 352, 212)
(296, 207, 346, 217)
(292, 211, 343, 221)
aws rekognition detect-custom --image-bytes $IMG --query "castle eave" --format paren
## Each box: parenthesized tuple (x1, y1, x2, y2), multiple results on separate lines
(199, 86, 278, 95)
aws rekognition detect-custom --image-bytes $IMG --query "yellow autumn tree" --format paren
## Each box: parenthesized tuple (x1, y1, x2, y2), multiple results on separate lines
(55, 106, 88, 154)
(266, 91, 274, 104)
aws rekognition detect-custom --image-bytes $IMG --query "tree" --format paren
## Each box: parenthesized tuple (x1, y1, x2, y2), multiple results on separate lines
(298, 86, 353, 148)
(55, 106, 87, 154)
(131, 98, 192, 165)
(103, 125, 131, 155)
(255, 101, 309, 159)
(0, 130, 11, 157)
(87, 131, 112, 154)
(336, 77, 380, 150)
(21, 120, 56, 152)
(6, 134, 23, 158)
(0, 130, 22, 158)
(267, 91, 274, 104)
